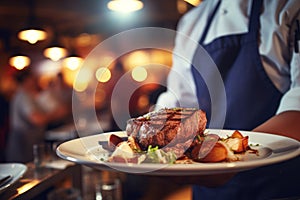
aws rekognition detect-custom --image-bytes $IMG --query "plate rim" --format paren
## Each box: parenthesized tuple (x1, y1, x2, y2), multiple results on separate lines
(57, 129, 300, 175)
(0, 163, 27, 193)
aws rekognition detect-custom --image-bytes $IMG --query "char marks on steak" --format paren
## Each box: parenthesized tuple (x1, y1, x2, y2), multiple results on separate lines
(126, 108, 207, 151)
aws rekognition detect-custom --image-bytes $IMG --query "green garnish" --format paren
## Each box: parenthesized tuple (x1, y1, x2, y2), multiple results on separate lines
(250, 143, 260, 146)
(144, 145, 177, 164)
(196, 135, 203, 142)
(133, 148, 145, 153)
(147, 145, 159, 152)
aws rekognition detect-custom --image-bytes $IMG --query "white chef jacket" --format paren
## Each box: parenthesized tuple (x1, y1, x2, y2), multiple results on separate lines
(156, 0, 300, 115)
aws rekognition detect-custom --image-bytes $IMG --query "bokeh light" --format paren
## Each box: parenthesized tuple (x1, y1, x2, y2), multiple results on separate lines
(96, 67, 111, 83)
(131, 66, 147, 82)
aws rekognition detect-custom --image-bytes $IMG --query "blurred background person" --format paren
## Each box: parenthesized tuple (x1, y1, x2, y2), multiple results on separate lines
(37, 72, 72, 130)
(5, 68, 68, 163)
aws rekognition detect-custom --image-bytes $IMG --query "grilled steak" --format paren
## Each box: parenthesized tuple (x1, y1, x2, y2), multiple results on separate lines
(125, 108, 207, 151)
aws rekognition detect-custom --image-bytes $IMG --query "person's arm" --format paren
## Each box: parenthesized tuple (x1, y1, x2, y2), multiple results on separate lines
(253, 111, 300, 141)
(29, 105, 69, 128)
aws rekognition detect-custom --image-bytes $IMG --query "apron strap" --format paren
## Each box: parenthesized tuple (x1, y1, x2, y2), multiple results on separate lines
(200, 0, 263, 44)
(199, 0, 221, 44)
(248, 0, 263, 37)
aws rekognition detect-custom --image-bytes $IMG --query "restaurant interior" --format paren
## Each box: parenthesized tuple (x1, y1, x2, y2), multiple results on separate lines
(0, 0, 201, 199)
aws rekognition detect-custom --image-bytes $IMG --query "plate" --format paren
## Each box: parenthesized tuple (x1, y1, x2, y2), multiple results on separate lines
(0, 163, 27, 193)
(56, 129, 300, 175)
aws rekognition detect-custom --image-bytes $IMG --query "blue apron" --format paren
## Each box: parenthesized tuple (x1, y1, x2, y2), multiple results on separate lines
(191, 0, 282, 130)
(191, 0, 300, 199)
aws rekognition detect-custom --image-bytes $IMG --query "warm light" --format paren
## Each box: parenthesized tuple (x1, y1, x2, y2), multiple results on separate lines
(74, 81, 89, 92)
(18, 29, 47, 44)
(44, 47, 68, 61)
(9, 55, 31, 70)
(96, 67, 111, 83)
(76, 33, 93, 47)
(184, 0, 201, 6)
(123, 50, 150, 71)
(107, 0, 143, 13)
(131, 66, 147, 82)
(63, 56, 83, 70)
(95, 88, 107, 107)
(61, 67, 78, 87)
(17, 180, 39, 194)
(138, 95, 149, 109)
(74, 68, 93, 92)
(177, 0, 188, 14)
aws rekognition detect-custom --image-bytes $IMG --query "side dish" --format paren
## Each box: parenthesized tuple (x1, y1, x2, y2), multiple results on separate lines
(103, 108, 258, 164)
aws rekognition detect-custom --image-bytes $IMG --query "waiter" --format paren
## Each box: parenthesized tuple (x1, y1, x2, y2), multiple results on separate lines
(156, 0, 300, 199)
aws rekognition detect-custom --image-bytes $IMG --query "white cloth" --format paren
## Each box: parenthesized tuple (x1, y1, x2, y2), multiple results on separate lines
(156, 0, 300, 115)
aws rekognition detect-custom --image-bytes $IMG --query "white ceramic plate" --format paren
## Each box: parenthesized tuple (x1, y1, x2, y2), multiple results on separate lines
(57, 129, 300, 175)
(0, 163, 27, 193)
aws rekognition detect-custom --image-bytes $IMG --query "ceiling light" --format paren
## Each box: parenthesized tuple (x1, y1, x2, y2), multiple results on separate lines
(17, 0, 47, 44)
(9, 55, 31, 70)
(107, 0, 144, 13)
(44, 46, 68, 61)
(44, 33, 68, 61)
(63, 56, 83, 70)
(18, 28, 47, 44)
(63, 51, 83, 71)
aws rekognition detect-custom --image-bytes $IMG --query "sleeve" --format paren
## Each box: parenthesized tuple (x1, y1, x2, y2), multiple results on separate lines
(276, 5, 300, 114)
(277, 52, 300, 113)
(155, 14, 199, 110)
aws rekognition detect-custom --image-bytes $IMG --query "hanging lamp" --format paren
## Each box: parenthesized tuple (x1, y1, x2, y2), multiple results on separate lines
(43, 33, 68, 61)
(18, 0, 47, 44)
(62, 49, 83, 71)
(107, 0, 144, 13)
(9, 54, 31, 70)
